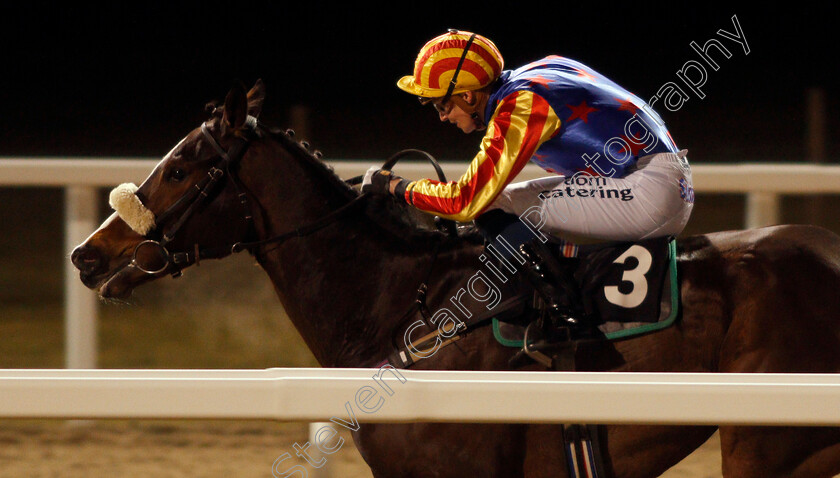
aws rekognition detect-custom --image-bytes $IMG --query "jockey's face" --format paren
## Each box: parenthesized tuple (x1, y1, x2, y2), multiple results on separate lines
(436, 93, 479, 134)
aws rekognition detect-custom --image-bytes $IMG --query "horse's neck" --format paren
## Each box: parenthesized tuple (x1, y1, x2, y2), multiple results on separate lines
(239, 139, 453, 367)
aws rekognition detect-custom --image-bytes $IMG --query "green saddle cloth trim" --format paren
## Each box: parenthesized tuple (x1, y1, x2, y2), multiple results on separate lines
(492, 239, 679, 347)
(492, 319, 529, 348)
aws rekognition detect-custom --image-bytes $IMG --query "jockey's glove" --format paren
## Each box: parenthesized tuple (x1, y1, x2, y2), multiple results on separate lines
(361, 167, 408, 204)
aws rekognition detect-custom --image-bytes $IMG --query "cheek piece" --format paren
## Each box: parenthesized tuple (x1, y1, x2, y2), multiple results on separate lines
(109, 183, 156, 236)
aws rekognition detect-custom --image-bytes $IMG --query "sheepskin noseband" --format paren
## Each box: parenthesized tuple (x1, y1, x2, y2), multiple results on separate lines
(109, 183, 156, 236)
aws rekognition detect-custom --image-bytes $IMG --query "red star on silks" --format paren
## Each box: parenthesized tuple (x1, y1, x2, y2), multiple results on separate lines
(529, 75, 554, 88)
(574, 68, 596, 82)
(566, 100, 598, 123)
(617, 135, 647, 156)
(615, 97, 639, 115)
(532, 55, 567, 68)
(532, 153, 549, 163)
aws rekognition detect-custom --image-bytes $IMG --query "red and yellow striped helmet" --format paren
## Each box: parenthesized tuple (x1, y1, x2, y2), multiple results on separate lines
(397, 29, 504, 99)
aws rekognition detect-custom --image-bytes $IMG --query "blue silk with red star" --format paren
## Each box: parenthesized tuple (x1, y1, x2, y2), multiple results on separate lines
(486, 55, 679, 178)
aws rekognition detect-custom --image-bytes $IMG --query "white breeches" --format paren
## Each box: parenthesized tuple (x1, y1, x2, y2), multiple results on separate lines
(490, 150, 694, 242)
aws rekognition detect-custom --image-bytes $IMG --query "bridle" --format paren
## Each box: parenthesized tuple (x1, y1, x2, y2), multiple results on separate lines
(127, 117, 456, 277)
(128, 116, 261, 276)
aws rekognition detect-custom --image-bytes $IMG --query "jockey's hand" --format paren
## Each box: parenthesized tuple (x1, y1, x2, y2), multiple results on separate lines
(361, 166, 383, 193)
(361, 167, 410, 204)
(361, 167, 396, 194)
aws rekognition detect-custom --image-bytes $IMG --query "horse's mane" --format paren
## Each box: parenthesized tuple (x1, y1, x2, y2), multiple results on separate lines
(262, 127, 482, 245)
(204, 104, 482, 246)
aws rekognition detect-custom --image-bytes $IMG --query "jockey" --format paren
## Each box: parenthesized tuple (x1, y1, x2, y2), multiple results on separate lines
(363, 29, 694, 254)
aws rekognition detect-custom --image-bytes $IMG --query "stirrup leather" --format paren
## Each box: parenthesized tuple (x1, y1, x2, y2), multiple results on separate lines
(518, 240, 592, 326)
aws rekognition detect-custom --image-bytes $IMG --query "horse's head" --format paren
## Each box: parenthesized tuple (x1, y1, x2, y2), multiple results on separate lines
(71, 80, 267, 298)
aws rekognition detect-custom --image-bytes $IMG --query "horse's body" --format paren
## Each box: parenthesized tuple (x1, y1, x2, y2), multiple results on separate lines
(71, 81, 840, 477)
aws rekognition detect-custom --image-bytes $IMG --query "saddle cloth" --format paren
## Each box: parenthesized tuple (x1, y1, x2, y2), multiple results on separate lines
(494, 236, 679, 346)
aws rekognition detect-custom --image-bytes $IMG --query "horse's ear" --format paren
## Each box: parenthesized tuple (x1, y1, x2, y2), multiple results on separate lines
(247, 79, 266, 118)
(222, 82, 248, 137)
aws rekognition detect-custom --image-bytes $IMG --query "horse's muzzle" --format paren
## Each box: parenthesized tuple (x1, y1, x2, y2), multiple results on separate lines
(71, 244, 104, 276)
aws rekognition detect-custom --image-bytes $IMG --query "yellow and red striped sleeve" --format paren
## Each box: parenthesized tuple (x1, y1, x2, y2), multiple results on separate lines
(403, 90, 561, 222)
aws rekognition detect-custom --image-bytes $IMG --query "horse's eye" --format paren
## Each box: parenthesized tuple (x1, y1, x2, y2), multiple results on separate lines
(169, 168, 187, 182)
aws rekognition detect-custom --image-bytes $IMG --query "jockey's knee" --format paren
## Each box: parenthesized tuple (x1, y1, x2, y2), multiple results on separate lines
(475, 209, 543, 259)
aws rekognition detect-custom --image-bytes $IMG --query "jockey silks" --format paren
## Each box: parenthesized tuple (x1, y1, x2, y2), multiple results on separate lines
(403, 55, 680, 224)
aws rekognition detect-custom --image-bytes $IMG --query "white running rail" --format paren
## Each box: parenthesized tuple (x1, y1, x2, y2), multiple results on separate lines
(1, 368, 839, 426)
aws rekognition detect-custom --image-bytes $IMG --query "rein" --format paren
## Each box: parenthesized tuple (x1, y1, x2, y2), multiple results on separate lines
(124, 118, 455, 276)
(229, 192, 368, 254)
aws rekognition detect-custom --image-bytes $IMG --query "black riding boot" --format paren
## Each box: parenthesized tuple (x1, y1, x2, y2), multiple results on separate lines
(474, 212, 602, 369)
(517, 240, 590, 326)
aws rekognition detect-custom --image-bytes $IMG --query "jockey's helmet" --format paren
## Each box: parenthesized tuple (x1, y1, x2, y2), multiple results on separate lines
(397, 29, 504, 100)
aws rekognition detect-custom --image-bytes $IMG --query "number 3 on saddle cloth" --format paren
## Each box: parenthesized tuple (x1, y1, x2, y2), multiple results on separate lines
(492, 234, 679, 370)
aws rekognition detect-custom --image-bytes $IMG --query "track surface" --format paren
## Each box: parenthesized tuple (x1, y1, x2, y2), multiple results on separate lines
(0, 421, 722, 477)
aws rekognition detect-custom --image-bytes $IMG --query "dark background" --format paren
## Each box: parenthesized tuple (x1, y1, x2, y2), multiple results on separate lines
(1, 4, 837, 163)
(0, 3, 830, 472)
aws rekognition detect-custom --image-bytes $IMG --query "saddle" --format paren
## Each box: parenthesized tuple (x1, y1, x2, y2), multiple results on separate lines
(495, 235, 679, 370)
(385, 234, 679, 372)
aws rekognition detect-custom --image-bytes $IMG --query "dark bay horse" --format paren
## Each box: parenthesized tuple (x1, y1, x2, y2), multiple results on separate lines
(71, 80, 840, 477)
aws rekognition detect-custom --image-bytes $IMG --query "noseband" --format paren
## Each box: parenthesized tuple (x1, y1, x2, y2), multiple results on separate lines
(123, 118, 260, 276)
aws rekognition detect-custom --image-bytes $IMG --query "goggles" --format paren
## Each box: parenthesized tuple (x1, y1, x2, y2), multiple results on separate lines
(419, 96, 454, 115)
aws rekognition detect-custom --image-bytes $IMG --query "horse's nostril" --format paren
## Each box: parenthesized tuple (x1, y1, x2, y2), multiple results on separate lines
(71, 245, 102, 274)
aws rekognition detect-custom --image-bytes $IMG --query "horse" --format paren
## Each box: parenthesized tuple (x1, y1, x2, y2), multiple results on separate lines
(70, 80, 840, 477)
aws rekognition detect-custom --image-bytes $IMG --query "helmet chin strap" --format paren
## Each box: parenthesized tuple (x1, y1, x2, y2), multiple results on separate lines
(470, 111, 487, 131)
(450, 94, 487, 131)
